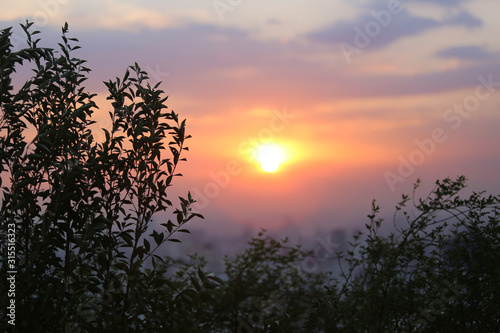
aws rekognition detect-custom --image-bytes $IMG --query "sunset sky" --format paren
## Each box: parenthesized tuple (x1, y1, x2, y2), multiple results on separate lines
(3, 0, 500, 236)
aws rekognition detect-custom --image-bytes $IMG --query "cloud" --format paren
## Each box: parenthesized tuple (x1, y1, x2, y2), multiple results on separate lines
(65, 21, 499, 105)
(307, 11, 436, 51)
(306, 7, 482, 51)
(0, 1, 215, 33)
(7, 18, 498, 112)
(435, 45, 495, 60)
(330, 62, 500, 98)
(444, 10, 482, 29)
(419, 0, 468, 5)
(362, 0, 469, 7)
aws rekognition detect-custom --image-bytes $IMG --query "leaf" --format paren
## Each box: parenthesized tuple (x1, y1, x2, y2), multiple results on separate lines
(168, 239, 181, 243)
(176, 212, 183, 225)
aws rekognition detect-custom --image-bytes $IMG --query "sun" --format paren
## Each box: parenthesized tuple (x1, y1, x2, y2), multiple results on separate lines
(255, 143, 286, 173)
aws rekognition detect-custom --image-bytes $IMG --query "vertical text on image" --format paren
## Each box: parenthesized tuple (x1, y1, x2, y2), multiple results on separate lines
(6, 222, 17, 325)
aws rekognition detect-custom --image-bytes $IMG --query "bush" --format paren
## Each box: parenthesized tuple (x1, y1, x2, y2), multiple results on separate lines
(199, 232, 325, 332)
(0, 21, 201, 332)
(307, 176, 500, 332)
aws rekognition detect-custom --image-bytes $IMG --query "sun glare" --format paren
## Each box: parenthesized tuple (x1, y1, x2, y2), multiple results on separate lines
(255, 143, 286, 173)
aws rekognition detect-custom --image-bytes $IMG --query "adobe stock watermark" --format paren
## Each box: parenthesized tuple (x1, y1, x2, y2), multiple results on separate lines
(66, 274, 126, 332)
(10, 0, 70, 51)
(144, 64, 170, 84)
(385, 73, 500, 192)
(191, 107, 297, 210)
(298, 231, 341, 274)
(339, 0, 405, 64)
(213, 0, 244, 21)
(10, 32, 26, 53)
(406, 279, 465, 332)
(32, 0, 70, 27)
(5, 221, 17, 326)
(236, 290, 284, 333)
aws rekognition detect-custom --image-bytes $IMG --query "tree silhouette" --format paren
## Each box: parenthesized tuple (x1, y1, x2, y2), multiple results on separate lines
(0, 22, 201, 331)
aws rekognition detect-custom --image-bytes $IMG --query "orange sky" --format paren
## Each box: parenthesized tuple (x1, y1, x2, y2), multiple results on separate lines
(3, 0, 500, 234)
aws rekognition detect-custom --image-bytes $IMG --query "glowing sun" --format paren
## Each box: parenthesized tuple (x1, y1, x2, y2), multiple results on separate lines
(255, 143, 286, 173)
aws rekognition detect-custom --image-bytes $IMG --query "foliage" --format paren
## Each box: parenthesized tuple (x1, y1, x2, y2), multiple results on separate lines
(0, 22, 201, 332)
(307, 176, 500, 332)
(197, 232, 325, 332)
